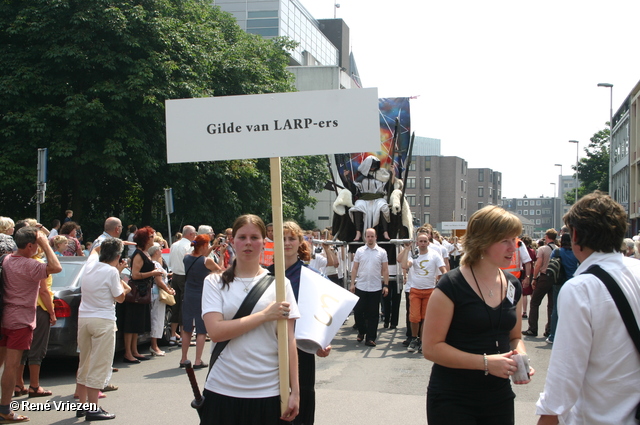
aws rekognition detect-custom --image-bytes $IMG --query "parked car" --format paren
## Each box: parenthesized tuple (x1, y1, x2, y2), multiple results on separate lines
(47, 256, 173, 358)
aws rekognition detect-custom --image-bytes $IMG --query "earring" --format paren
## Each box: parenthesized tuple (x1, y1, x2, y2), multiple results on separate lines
(481, 254, 484, 260)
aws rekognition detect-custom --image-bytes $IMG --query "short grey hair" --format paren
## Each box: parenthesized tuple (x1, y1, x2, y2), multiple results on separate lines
(197, 225, 213, 235)
(148, 244, 162, 257)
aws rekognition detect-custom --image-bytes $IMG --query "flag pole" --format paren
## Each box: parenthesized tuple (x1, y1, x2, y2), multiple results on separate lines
(270, 157, 290, 415)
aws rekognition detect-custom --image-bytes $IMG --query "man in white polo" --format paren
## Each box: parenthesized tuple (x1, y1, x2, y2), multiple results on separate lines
(350, 228, 389, 347)
(398, 230, 446, 353)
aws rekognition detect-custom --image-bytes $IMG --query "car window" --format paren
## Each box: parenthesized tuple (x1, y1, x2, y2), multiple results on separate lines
(50, 262, 85, 289)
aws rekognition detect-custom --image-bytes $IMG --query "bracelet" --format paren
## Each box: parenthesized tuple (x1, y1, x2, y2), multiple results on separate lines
(483, 353, 488, 375)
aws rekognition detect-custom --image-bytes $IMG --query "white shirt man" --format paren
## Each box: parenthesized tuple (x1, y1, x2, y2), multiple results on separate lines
(168, 225, 196, 344)
(349, 228, 389, 346)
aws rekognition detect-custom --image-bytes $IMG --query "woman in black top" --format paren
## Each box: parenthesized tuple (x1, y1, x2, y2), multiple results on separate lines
(422, 205, 534, 425)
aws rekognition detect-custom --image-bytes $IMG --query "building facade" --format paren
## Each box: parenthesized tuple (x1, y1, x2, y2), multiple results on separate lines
(629, 81, 640, 236)
(501, 196, 559, 239)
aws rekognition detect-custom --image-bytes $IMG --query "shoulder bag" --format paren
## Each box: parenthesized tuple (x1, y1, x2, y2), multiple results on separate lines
(584, 265, 640, 420)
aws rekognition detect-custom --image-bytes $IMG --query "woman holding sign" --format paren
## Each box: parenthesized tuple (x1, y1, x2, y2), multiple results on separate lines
(201, 215, 300, 424)
(422, 206, 534, 425)
(269, 221, 332, 425)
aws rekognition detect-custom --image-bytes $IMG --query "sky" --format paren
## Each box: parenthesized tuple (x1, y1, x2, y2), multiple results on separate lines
(299, 0, 640, 199)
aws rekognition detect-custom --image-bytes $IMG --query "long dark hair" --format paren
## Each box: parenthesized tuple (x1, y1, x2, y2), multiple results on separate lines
(221, 214, 266, 288)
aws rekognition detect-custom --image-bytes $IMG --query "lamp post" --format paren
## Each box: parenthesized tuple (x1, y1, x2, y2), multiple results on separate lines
(551, 182, 557, 230)
(597, 83, 613, 193)
(334, 1, 340, 18)
(569, 140, 579, 202)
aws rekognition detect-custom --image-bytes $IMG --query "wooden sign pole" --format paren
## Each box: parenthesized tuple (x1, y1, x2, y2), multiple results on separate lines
(269, 157, 289, 415)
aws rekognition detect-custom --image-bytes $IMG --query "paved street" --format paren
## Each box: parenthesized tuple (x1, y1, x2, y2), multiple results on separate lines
(19, 297, 551, 424)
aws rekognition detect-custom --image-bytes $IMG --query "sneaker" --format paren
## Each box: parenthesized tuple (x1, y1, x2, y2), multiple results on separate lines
(545, 337, 553, 344)
(417, 340, 422, 353)
(407, 338, 418, 352)
(85, 407, 115, 421)
(522, 313, 528, 319)
(402, 337, 412, 347)
(522, 330, 537, 336)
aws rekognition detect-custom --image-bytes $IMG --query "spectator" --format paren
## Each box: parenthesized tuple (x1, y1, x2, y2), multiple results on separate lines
(63, 210, 73, 223)
(168, 225, 196, 346)
(75, 238, 130, 421)
(52, 235, 68, 256)
(536, 191, 640, 424)
(126, 225, 137, 257)
(92, 217, 126, 254)
(59, 221, 84, 257)
(546, 233, 578, 344)
(0, 226, 61, 423)
(121, 227, 161, 363)
(83, 241, 92, 257)
(0, 216, 17, 255)
(148, 245, 175, 357)
(179, 234, 218, 369)
(48, 219, 60, 240)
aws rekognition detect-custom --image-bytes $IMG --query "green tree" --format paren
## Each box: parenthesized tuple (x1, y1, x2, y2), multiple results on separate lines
(0, 1, 326, 236)
(564, 124, 610, 205)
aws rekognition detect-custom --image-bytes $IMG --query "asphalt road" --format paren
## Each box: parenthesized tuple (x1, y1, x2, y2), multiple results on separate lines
(12, 297, 552, 424)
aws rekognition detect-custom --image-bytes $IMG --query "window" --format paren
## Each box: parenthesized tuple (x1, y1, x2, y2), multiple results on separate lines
(478, 202, 484, 209)
(524, 200, 529, 206)
(407, 177, 415, 189)
(409, 163, 415, 171)
(461, 197, 464, 209)
(424, 157, 431, 171)
(536, 210, 541, 215)
(424, 195, 431, 207)
(536, 219, 541, 225)
(536, 200, 541, 206)
(478, 169, 484, 182)
(461, 179, 464, 191)
(517, 200, 522, 206)
(423, 213, 431, 225)
(530, 209, 535, 215)
(489, 187, 492, 197)
(517, 210, 522, 215)
(478, 187, 484, 197)
(407, 195, 416, 207)
(523, 210, 528, 215)
(424, 177, 431, 189)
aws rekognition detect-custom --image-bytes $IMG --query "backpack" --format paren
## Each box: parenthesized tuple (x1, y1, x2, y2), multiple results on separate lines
(546, 247, 566, 286)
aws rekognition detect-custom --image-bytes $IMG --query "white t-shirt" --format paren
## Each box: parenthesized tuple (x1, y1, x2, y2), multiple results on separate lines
(78, 257, 123, 321)
(309, 254, 328, 276)
(407, 249, 445, 290)
(201, 270, 300, 398)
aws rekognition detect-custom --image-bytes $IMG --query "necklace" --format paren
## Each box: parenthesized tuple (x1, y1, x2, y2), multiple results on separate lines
(470, 266, 506, 353)
(236, 269, 262, 292)
(471, 267, 502, 298)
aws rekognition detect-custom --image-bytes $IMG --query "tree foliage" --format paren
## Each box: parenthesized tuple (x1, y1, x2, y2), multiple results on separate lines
(564, 124, 610, 205)
(0, 0, 328, 237)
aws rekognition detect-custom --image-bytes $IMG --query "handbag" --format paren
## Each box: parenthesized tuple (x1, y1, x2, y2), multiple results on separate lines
(584, 265, 640, 420)
(125, 278, 152, 304)
(158, 288, 176, 306)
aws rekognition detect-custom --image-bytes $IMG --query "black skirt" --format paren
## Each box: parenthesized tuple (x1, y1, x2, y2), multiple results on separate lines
(199, 390, 289, 425)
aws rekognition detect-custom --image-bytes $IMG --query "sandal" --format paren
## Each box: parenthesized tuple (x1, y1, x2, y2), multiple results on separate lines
(28, 385, 52, 398)
(356, 334, 364, 342)
(13, 386, 28, 397)
(0, 411, 29, 422)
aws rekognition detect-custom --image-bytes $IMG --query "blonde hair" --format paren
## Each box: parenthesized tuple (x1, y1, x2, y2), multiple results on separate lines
(461, 205, 522, 267)
(0, 216, 15, 234)
(53, 235, 68, 248)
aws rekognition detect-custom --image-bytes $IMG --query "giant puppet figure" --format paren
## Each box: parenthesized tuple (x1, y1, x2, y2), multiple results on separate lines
(344, 155, 392, 241)
(331, 98, 414, 247)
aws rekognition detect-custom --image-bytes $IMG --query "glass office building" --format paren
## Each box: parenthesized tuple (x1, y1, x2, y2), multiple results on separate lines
(214, 0, 339, 66)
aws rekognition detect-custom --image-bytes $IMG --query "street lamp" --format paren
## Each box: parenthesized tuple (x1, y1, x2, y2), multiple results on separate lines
(569, 140, 579, 202)
(551, 182, 557, 230)
(597, 83, 613, 193)
(334, 1, 340, 18)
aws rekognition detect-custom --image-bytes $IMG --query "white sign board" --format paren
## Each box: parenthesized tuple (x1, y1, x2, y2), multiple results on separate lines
(165, 88, 380, 163)
(441, 221, 468, 230)
(295, 267, 359, 354)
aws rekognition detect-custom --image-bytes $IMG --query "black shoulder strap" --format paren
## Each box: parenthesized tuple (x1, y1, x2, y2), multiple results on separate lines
(584, 265, 640, 353)
(206, 272, 275, 376)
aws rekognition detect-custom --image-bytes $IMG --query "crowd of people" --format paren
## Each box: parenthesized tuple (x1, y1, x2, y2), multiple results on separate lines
(2, 189, 640, 424)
